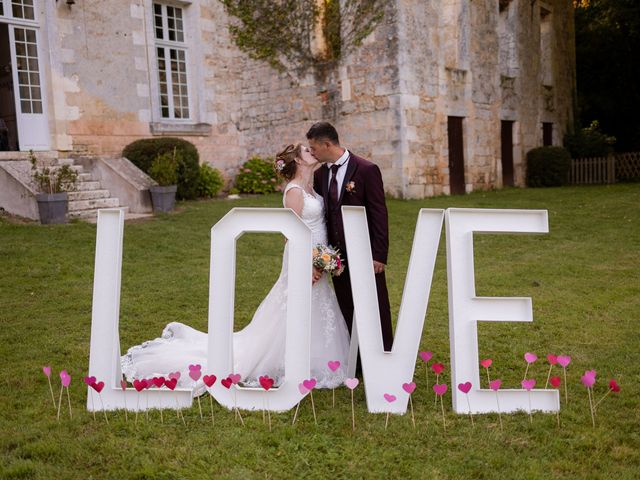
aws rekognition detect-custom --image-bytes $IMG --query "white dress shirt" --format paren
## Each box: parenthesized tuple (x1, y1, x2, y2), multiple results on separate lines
(327, 149, 350, 193)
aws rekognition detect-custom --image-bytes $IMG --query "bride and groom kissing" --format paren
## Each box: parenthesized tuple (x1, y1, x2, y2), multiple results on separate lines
(121, 122, 394, 393)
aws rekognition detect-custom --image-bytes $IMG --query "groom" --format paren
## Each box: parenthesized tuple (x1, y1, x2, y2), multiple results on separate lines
(307, 122, 394, 358)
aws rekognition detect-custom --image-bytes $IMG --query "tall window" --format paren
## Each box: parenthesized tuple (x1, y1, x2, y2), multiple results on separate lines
(153, 3, 190, 120)
(11, 0, 35, 20)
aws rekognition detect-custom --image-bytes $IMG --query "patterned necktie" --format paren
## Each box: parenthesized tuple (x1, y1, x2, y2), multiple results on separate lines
(329, 163, 343, 206)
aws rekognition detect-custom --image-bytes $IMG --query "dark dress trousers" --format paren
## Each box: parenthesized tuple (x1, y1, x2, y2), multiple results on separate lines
(313, 152, 394, 352)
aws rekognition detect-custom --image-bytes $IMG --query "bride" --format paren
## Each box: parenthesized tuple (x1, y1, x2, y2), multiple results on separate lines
(121, 144, 351, 395)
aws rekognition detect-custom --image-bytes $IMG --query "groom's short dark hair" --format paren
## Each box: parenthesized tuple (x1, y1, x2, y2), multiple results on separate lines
(306, 122, 340, 145)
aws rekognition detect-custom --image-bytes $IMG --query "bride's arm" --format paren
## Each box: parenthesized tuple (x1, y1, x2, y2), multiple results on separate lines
(284, 188, 304, 218)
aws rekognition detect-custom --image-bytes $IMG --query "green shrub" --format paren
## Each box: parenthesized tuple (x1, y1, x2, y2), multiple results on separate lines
(564, 120, 616, 158)
(526, 146, 571, 187)
(149, 151, 179, 186)
(197, 163, 224, 198)
(123, 137, 200, 199)
(234, 156, 278, 194)
(29, 150, 78, 194)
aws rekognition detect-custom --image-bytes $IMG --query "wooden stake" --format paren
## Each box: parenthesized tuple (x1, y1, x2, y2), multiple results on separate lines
(466, 394, 475, 427)
(544, 365, 553, 389)
(310, 390, 317, 425)
(56, 385, 63, 421)
(350, 389, 355, 431)
(89, 390, 96, 421)
(98, 393, 109, 424)
(292, 401, 301, 425)
(587, 388, 595, 428)
(409, 396, 416, 428)
(439, 394, 446, 433)
(563, 368, 568, 404)
(495, 391, 503, 431)
(66, 387, 72, 419)
(47, 376, 56, 410)
(385, 412, 390, 430)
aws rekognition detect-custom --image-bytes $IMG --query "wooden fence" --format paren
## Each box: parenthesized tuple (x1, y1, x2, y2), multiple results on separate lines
(569, 152, 640, 185)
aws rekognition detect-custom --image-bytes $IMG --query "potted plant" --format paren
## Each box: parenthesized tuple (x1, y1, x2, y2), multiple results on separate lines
(30, 150, 78, 224)
(148, 148, 179, 212)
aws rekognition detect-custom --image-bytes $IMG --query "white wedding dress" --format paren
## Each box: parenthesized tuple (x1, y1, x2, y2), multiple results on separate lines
(121, 182, 351, 395)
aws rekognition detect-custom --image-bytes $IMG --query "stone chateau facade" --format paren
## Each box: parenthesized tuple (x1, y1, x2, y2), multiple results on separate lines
(0, 0, 576, 198)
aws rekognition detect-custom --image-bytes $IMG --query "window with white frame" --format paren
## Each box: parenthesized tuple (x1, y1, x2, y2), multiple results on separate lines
(11, 0, 35, 20)
(153, 2, 190, 120)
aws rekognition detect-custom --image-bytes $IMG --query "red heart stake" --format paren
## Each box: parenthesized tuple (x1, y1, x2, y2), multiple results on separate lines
(259, 375, 274, 391)
(164, 378, 178, 391)
(133, 379, 147, 392)
(221, 377, 233, 389)
(203, 374, 217, 388)
(90, 381, 105, 393)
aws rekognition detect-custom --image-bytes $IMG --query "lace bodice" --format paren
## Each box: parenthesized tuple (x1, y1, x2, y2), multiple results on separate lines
(283, 183, 327, 246)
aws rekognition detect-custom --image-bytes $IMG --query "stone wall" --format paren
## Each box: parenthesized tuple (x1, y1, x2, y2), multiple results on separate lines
(37, 0, 575, 197)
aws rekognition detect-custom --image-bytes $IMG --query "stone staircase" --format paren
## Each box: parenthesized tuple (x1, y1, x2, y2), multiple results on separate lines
(55, 158, 130, 221)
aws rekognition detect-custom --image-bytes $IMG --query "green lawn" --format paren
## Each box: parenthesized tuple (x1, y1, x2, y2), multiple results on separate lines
(1, 184, 639, 479)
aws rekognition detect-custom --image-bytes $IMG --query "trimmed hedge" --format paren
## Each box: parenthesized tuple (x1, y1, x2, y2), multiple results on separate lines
(123, 137, 200, 200)
(526, 146, 571, 187)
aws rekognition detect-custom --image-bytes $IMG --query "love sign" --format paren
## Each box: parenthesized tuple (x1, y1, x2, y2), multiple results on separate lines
(86, 206, 559, 415)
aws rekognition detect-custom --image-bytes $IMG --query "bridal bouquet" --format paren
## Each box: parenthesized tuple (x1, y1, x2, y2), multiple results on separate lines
(313, 244, 345, 277)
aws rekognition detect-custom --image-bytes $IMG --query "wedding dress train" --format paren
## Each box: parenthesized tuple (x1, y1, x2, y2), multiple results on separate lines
(121, 182, 351, 395)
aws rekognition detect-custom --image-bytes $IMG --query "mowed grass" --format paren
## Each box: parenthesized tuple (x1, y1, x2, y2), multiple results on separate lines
(0, 184, 639, 479)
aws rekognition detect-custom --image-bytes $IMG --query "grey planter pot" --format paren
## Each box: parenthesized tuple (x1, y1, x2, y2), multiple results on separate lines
(149, 185, 177, 213)
(36, 192, 68, 224)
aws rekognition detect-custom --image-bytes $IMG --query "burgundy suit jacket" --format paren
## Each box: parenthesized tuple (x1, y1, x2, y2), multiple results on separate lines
(313, 153, 389, 265)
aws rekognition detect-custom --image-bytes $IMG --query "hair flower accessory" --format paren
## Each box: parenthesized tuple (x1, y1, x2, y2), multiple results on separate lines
(275, 159, 285, 172)
(345, 181, 356, 193)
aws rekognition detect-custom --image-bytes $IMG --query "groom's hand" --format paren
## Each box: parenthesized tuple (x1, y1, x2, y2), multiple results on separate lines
(373, 260, 385, 274)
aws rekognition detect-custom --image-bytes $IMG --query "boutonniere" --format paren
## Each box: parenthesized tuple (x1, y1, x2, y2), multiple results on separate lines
(345, 181, 356, 193)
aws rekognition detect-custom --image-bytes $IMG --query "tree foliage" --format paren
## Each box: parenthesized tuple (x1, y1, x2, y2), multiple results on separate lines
(573, 0, 640, 151)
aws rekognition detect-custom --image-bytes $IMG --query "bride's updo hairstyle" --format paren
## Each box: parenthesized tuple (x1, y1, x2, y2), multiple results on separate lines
(274, 144, 301, 181)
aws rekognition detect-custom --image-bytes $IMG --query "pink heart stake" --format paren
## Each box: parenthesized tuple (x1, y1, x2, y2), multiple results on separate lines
(550, 376, 561, 427)
(303, 378, 318, 426)
(42, 365, 56, 410)
(480, 358, 493, 386)
(545, 354, 558, 388)
(383, 393, 396, 430)
(152, 377, 166, 423)
(327, 360, 341, 407)
(521, 379, 537, 423)
(523, 352, 538, 381)
(489, 379, 503, 431)
(83, 375, 98, 421)
(344, 378, 359, 431)
(188, 364, 204, 420)
(57, 370, 72, 421)
(419, 351, 433, 389)
(133, 379, 147, 426)
(224, 374, 244, 426)
(594, 378, 621, 413)
(203, 374, 217, 426)
(581, 370, 597, 427)
(432, 384, 448, 432)
(90, 381, 109, 424)
(292, 383, 309, 426)
(260, 375, 276, 431)
(457, 382, 474, 426)
(402, 382, 417, 428)
(120, 378, 129, 422)
(557, 355, 571, 404)
(431, 363, 445, 406)
(163, 378, 186, 427)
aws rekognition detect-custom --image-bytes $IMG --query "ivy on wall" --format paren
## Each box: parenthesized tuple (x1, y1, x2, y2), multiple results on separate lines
(219, 0, 386, 73)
